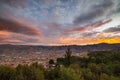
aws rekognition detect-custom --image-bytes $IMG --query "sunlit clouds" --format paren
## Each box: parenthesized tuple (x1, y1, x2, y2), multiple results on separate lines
(59, 37, 120, 45)
(0, 0, 120, 45)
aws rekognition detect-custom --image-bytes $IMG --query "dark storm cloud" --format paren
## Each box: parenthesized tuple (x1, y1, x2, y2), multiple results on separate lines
(104, 25, 120, 33)
(0, 18, 40, 36)
(74, 0, 114, 25)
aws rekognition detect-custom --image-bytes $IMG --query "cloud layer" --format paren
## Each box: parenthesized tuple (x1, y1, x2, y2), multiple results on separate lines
(0, 0, 120, 45)
(104, 25, 120, 33)
(0, 18, 40, 35)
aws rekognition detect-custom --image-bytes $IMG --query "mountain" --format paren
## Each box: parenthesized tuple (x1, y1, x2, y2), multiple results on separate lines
(0, 43, 120, 54)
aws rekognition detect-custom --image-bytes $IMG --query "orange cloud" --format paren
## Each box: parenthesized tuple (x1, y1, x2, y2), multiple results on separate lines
(59, 37, 120, 45)
(68, 27, 87, 33)
(0, 18, 41, 36)
(0, 31, 42, 44)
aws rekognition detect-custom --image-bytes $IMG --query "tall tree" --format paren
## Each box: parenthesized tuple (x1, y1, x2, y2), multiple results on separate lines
(65, 47, 72, 66)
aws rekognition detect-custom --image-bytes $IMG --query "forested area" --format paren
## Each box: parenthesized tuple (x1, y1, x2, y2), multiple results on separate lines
(0, 49, 120, 80)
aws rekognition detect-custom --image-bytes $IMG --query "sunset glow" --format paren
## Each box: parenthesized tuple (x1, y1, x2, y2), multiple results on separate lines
(0, 0, 120, 45)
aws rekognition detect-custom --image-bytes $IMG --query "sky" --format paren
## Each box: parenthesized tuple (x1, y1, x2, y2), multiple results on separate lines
(0, 0, 120, 45)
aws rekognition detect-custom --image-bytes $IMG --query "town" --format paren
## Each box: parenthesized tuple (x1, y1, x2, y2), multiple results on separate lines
(0, 52, 65, 68)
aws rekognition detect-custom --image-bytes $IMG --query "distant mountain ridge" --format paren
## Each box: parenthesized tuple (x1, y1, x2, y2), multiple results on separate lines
(0, 43, 120, 54)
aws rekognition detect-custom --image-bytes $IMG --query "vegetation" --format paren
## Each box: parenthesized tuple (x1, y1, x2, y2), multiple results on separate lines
(64, 47, 72, 66)
(49, 59, 55, 65)
(0, 49, 120, 80)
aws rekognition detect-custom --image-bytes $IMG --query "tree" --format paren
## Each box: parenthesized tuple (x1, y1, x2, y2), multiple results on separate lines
(49, 59, 55, 65)
(58, 67, 81, 80)
(0, 65, 15, 80)
(65, 47, 72, 66)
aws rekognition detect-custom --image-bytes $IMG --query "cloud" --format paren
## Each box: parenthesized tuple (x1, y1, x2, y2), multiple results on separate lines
(67, 27, 87, 33)
(103, 25, 120, 33)
(58, 36, 120, 45)
(115, 0, 120, 13)
(67, 19, 112, 33)
(0, 31, 42, 45)
(73, 0, 114, 25)
(0, 18, 40, 36)
(0, 0, 120, 45)
(91, 19, 112, 28)
(0, 0, 27, 8)
(81, 32, 99, 38)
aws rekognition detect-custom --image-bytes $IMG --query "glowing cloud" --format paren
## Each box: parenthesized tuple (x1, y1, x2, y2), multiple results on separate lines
(0, 0, 120, 45)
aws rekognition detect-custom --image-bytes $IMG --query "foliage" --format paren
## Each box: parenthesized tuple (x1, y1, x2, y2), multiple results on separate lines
(64, 47, 72, 66)
(0, 63, 45, 80)
(49, 59, 55, 65)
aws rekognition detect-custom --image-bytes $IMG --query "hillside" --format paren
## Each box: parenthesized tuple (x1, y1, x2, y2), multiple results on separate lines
(0, 43, 120, 54)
